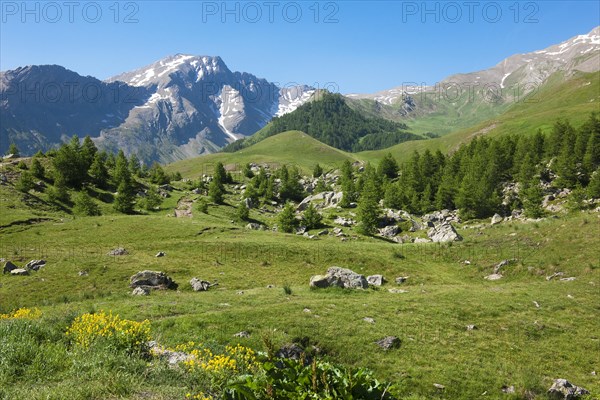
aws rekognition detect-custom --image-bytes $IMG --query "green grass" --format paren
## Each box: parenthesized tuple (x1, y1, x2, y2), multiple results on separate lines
(167, 130, 361, 177)
(1, 171, 599, 398)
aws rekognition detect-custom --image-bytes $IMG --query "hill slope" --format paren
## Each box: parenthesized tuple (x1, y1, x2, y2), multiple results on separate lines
(167, 130, 360, 177)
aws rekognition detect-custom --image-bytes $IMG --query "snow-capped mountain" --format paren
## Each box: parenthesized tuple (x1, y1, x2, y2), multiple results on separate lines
(347, 26, 600, 109)
(1, 54, 314, 163)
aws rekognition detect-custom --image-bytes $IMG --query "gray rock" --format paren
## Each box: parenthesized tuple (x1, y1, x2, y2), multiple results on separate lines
(309, 275, 330, 288)
(325, 267, 368, 289)
(379, 225, 399, 238)
(501, 385, 515, 394)
(132, 287, 150, 296)
(130, 270, 177, 290)
(491, 213, 503, 225)
(367, 274, 385, 286)
(190, 278, 215, 291)
(560, 277, 576, 281)
(233, 331, 251, 338)
(317, 229, 329, 236)
(155, 251, 166, 257)
(148, 341, 192, 366)
(388, 288, 408, 294)
(245, 222, 265, 230)
(3, 261, 18, 274)
(547, 379, 589, 399)
(414, 237, 431, 243)
(363, 317, 375, 324)
(108, 247, 128, 256)
(334, 216, 355, 227)
(427, 222, 462, 243)
(25, 259, 46, 271)
(375, 336, 400, 350)
(546, 272, 565, 281)
(310, 267, 368, 289)
(276, 343, 310, 364)
(494, 259, 515, 274)
(395, 276, 409, 284)
(484, 273, 503, 281)
(10, 268, 29, 276)
(78, 270, 89, 276)
(243, 197, 254, 209)
(466, 325, 478, 331)
(433, 383, 446, 390)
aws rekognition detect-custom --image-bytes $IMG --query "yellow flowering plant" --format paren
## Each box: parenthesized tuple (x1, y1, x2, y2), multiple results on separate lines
(66, 311, 151, 354)
(0, 307, 42, 320)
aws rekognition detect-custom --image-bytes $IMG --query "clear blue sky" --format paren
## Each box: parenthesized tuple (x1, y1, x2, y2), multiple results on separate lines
(1, 1, 598, 93)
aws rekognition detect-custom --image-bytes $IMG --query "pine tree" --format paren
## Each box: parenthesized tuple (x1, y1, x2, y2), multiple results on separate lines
(583, 119, 600, 175)
(89, 153, 109, 187)
(30, 157, 45, 179)
(197, 197, 209, 214)
(242, 163, 254, 179)
(129, 154, 142, 177)
(114, 180, 135, 213)
(214, 162, 227, 186)
(378, 153, 398, 179)
(555, 138, 578, 189)
(113, 150, 132, 187)
(143, 186, 163, 211)
(302, 203, 323, 229)
(208, 179, 224, 204)
(53, 141, 86, 187)
(7, 143, 19, 157)
(279, 165, 304, 202)
(357, 175, 380, 235)
(235, 202, 250, 222)
(339, 160, 357, 207)
(147, 162, 169, 185)
(277, 202, 298, 233)
(420, 183, 434, 214)
(522, 179, 544, 218)
(73, 191, 101, 216)
(587, 168, 600, 198)
(313, 163, 323, 178)
(47, 175, 70, 203)
(383, 181, 402, 209)
(15, 172, 35, 193)
(80, 135, 97, 170)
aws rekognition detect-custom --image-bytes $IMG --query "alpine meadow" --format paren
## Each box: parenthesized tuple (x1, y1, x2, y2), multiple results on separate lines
(1, 3, 599, 400)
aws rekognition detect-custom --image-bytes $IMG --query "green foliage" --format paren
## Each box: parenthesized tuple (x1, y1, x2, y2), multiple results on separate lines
(52, 136, 87, 188)
(73, 191, 101, 216)
(89, 153, 109, 187)
(113, 180, 135, 214)
(197, 197, 209, 214)
(277, 202, 298, 233)
(147, 162, 170, 185)
(47, 176, 70, 203)
(129, 154, 142, 177)
(339, 160, 357, 207)
(30, 157, 45, 179)
(80, 136, 97, 170)
(377, 153, 399, 179)
(236, 202, 250, 222)
(357, 175, 380, 236)
(7, 143, 19, 157)
(278, 165, 305, 202)
(242, 163, 254, 179)
(302, 203, 323, 229)
(313, 178, 331, 194)
(209, 179, 224, 204)
(214, 162, 228, 186)
(522, 180, 545, 218)
(15, 172, 35, 193)
(588, 169, 600, 198)
(141, 187, 163, 211)
(17, 160, 27, 170)
(313, 163, 323, 178)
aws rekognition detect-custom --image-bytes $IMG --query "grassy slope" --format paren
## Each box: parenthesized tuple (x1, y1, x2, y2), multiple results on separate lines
(360, 71, 600, 164)
(167, 130, 361, 177)
(1, 174, 600, 399)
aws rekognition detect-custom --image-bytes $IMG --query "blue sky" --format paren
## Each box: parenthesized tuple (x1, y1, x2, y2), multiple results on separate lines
(1, 1, 598, 93)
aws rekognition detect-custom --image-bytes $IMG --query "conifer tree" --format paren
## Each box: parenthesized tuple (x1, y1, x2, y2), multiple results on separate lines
(235, 202, 250, 222)
(313, 163, 324, 178)
(278, 202, 298, 233)
(89, 153, 109, 188)
(30, 157, 45, 179)
(302, 203, 323, 229)
(114, 180, 135, 213)
(80, 135, 97, 170)
(357, 175, 380, 235)
(73, 191, 101, 216)
(378, 153, 398, 179)
(587, 168, 600, 198)
(208, 179, 224, 204)
(7, 143, 19, 157)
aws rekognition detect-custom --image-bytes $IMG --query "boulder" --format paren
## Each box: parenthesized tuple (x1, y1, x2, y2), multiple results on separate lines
(132, 287, 150, 296)
(130, 270, 177, 290)
(234, 331, 251, 338)
(395, 276, 409, 284)
(379, 225, 399, 238)
(367, 274, 385, 286)
(375, 336, 401, 350)
(547, 379, 589, 399)
(3, 261, 18, 274)
(309, 275, 330, 288)
(190, 278, 216, 292)
(334, 216, 355, 227)
(325, 267, 368, 289)
(148, 341, 193, 366)
(484, 273, 503, 281)
(108, 247, 128, 256)
(427, 222, 462, 243)
(10, 268, 29, 276)
(155, 251, 166, 257)
(491, 213, 503, 225)
(25, 260, 46, 271)
(309, 267, 368, 289)
(414, 237, 431, 243)
(245, 222, 265, 231)
(276, 343, 311, 365)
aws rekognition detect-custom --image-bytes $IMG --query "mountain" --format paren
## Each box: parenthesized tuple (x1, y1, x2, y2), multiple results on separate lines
(346, 26, 600, 135)
(222, 92, 422, 153)
(1, 54, 314, 163)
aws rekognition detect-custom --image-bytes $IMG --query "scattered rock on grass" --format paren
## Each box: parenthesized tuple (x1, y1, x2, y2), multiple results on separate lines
(367, 274, 385, 286)
(388, 288, 408, 294)
(78, 270, 89, 277)
(190, 278, 216, 292)
(547, 379, 589, 399)
(10, 268, 29, 276)
(155, 251, 166, 257)
(108, 247, 128, 256)
(433, 383, 445, 390)
(132, 287, 150, 296)
(25, 259, 46, 271)
(501, 385, 515, 394)
(484, 273, 503, 281)
(233, 331, 250, 338)
(3, 261, 18, 274)
(427, 222, 462, 243)
(309, 267, 368, 289)
(466, 325, 478, 331)
(395, 276, 409, 284)
(375, 336, 400, 350)
(363, 317, 375, 324)
(130, 270, 178, 290)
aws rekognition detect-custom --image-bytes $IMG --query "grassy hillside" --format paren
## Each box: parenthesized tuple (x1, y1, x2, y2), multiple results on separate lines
(1, 169, 599, 398)
(167, 130, 361, 177)
(360, 71, 600, 164)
